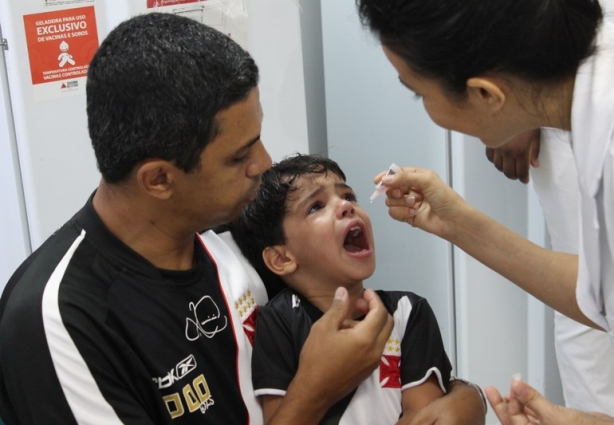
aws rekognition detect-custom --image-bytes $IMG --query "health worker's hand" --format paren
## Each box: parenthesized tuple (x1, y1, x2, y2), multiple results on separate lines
(485, 129, 541, 184)
(374, 167, 468, 239)
(486, 379, 614, 425)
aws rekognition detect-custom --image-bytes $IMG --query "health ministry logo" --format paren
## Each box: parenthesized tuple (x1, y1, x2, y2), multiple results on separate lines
(60, 80, 79, 92)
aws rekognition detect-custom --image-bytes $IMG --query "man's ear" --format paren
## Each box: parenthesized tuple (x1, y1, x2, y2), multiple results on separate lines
(466, 77, 507, 113)
(262, 246, 297, 276)
(135, 159, 175, 200)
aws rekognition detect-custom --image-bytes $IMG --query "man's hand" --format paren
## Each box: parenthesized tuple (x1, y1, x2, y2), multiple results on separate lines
(486, 379, 614, 425)
(485, 129, 541, 184)
(268, 287, 393, 425)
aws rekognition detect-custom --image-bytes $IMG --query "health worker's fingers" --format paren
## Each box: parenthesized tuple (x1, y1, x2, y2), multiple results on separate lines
(381, 167, 436, 194)
(373, 170, 388, 185)
(486, 147, 495, 164)
(509, 380, 561, 422)
(485, 386, 515, 425)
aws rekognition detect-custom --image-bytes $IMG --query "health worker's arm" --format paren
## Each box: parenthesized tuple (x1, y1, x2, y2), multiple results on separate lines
(376, 167, 598, 330)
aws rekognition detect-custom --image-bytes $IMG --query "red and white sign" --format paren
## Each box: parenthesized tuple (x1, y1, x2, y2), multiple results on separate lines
(23, 6, 99, 86)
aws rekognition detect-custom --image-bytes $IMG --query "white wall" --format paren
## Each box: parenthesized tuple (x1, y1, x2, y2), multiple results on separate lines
(0, 24, 31, 287)
(247, 0, 311, 162)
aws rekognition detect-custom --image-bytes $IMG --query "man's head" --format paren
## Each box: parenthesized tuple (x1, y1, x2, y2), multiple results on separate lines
(88, 13, 271, 230)
(87, 12, 259, 184)
(231, 154, 375, 293)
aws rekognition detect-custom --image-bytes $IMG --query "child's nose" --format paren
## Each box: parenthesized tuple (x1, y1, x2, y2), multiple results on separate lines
(337, 199, 355, 218)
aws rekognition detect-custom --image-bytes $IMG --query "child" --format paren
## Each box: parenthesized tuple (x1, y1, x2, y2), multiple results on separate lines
(231, 153, 452, 424)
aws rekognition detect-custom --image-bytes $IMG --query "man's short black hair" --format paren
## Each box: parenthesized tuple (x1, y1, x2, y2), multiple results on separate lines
(87, 12, 259, 183)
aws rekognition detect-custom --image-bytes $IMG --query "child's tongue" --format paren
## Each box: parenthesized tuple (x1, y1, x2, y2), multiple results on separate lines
(344, 243, 362, 253)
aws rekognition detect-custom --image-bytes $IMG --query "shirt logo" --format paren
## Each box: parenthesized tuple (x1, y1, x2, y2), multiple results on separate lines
(185, 295, 228, 341)
(153, 354, 197, 389)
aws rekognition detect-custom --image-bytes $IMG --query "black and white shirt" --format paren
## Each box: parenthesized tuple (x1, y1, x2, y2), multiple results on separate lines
(0, 196, 265, 424)
(252, 288, 452, 425)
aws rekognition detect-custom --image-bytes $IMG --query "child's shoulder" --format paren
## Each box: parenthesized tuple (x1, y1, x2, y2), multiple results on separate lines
(264, 287, 296, 308)
(374, 289, 428, 312)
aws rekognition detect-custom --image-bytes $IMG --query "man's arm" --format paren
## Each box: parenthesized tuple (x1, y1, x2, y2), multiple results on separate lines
(267, 287, 393, 424)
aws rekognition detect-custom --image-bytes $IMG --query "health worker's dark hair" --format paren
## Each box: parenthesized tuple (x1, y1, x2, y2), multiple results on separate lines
(357, 0, 603, 98)
(230, 153, 346, 283)
(87, 12, 259, 183)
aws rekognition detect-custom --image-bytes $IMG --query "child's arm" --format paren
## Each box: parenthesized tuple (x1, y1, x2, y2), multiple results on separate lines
(261, 395, 284, 424)
(395, 374, 445, 425)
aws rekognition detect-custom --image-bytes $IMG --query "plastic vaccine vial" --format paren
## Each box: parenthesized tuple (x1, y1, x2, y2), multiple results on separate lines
(370, 163, 402, 202)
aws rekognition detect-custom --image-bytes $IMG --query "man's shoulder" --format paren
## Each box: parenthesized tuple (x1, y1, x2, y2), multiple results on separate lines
(0, 205, 106, 322)
(4, 218, 83, 288)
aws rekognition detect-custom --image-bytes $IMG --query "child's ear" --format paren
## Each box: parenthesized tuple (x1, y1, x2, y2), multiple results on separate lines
(262, 246, 297, 276)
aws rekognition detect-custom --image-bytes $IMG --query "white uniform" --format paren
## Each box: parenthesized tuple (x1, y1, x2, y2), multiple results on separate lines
(531, 128, 614, 414)
(571, 20, 614, 342)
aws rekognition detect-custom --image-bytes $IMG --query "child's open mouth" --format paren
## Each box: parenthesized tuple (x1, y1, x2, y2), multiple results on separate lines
(343, 225, 369, 253)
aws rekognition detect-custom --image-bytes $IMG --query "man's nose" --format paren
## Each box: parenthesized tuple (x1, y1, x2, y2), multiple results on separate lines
(247, 140, 272, 178)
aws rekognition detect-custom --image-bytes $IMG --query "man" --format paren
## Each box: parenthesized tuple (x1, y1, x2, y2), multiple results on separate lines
(0, 13, 483, 424)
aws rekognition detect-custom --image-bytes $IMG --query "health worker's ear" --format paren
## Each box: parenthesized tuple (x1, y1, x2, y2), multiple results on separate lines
(135, 159, 175, 200)
(466, 77, 507, 113)
(262, 246, 297, 276)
